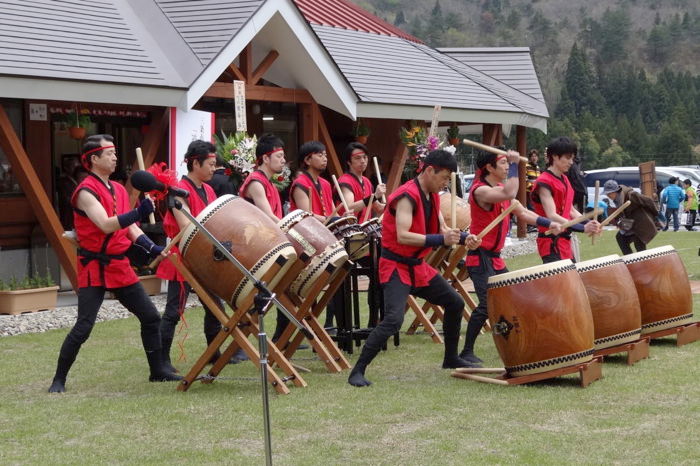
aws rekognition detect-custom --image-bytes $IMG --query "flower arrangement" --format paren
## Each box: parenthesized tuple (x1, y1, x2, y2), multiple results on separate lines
(215, 131, 258, 184)
(270, 165, 292, 191)
(399, 121, 456, 180)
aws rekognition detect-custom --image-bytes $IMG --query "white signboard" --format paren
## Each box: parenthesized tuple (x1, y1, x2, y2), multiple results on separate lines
(233, 80, 247, 132)
(169, 108, 215, 179)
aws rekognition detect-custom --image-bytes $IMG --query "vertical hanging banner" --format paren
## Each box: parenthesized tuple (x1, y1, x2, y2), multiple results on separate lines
(169, 108, 215, 179)
(428, 105, 441, 137)
(233, 80, 247, 132)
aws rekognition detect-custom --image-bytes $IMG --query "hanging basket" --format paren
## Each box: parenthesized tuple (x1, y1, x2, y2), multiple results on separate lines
(355, 135, 368, 144)
(68, 126, 86, 140)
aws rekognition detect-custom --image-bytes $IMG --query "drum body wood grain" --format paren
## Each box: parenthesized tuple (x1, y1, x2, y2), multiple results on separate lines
(327, 216, 368, 260)
(278, 210, 348, 299)
(487, 260, 594, 377)
(621, 245, 693, 334)
(439, 192, 471, 231)
(179, 195, 296, 309)
(575, 255, 642, 350)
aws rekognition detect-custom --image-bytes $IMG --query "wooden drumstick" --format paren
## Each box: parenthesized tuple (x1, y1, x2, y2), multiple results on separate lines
(461, 139, 528, 164)
(592, 180, 600, 245)
(332, 174, 351, 214)
(372, 157, 386, 203)
(476, 200, 521, 241)
(135, 147, 156, 224)
(599, 200, 632, 228)
(147, 229, 185, 269)
(324, 203, 342, 224)
(450, 172, 457, 230)
(362, 193, 375, 223)
(544, 210, 597, 236)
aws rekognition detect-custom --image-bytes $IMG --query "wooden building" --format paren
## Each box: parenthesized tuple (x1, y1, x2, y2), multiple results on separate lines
(0, 0, 548, 290)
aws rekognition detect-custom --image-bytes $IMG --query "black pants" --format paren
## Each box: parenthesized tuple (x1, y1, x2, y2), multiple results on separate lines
(616, 231, 647, 255)
(464, 257, 508, 353)
(359, 271, 463, 364)
(161, 280, 222, 349)
(56, 283, 162, 377)
(685, 210, 697, 230)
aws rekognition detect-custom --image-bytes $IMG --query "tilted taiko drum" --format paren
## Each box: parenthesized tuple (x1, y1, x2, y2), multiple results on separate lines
(621, 245, 693, 334)
(179, 195, 296, 309)
(487, 260, 595, 377)
(278, 210, 348, 299)
(439, 192, 471, 231)
(575, 255, 642, 350)
(327, 216, 368, 261)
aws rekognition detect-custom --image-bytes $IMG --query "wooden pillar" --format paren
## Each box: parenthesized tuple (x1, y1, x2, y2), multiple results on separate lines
(238, 44, 253, 82)
(127, 107, 169, 205)
(299, 103, 319, 143)
(516, 125, 528, 239)
(315, 102, 342, 179)
(0, 104, 78, 290)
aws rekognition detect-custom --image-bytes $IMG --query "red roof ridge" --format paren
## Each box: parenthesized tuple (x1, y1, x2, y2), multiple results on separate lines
(293, 0, 423, 44)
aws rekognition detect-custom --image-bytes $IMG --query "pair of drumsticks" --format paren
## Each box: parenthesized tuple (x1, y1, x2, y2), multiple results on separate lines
(328, 157, 385, 224)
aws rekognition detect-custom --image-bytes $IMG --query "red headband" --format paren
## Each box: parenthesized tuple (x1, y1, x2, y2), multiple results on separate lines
(257, 147, 283, 163)
(348, 151, 367, 160)
(81, 145, 115, 170)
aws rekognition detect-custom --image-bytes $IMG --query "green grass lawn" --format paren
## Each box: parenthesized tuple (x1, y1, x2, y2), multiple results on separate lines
(0, 231, 698, 465)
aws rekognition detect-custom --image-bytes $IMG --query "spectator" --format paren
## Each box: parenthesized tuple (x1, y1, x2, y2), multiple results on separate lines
(682, 179, 697, 231)
(205, 156, 237, 197)
(602, 179, 659, 255)
(661, 177, 685, 232)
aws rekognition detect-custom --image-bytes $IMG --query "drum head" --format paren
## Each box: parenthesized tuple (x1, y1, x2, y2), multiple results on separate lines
(488, 259, 574, 288)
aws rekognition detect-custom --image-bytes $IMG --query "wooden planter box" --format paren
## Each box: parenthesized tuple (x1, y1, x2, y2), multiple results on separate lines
(139, 275, 163, 296)
(0, 286, 59, 315)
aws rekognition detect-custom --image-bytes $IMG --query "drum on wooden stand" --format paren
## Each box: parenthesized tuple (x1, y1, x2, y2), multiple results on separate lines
(487, 260, 595, 377)
(179, 195, 297, 309)
(327, 216, 368, 261)
(575, 255, 642, 350)
(621, 245, 693, 334)
(278, 210, 348, 299)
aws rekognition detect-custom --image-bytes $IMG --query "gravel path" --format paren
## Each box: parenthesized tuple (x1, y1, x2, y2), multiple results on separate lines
(0, 234, 538, 338)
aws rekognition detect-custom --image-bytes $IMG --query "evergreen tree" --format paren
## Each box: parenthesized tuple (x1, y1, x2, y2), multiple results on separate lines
(654, 121, 694, 165)
(394, 10, 406, 27)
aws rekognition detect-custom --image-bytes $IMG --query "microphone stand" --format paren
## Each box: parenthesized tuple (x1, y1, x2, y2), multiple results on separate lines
(169, 196, 312, 466)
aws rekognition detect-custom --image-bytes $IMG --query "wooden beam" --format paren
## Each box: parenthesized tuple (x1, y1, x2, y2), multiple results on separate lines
(516, 125, 528, 239)
(238, 44, 253, 82)
(127, 108, 169, 205)
(386, 144, 408, 195)
(300, 103, 319, 142)
(315, 103, 343, 179)
(204, 83, 313, 103)
(228, 64, 246, 82)
(0, 104, 78, 290)
(250, 50, 279, 85)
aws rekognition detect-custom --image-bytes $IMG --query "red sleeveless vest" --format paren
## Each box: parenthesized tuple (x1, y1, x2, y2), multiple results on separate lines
(289, 171, 333, 216)
(466, 178, 510, 270)
(379, 178, 440, 287)
(239, 169, 283, 219)
(72, 173, 137, 288)
(531, 170, 574, 260)
(337, 172, 373, 220)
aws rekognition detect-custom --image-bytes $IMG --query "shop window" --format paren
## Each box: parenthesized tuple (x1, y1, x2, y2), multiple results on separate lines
(0, 100, 23, 196)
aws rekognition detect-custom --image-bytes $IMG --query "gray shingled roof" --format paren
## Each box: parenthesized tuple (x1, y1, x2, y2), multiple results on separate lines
(154, 0, 264, 66)
(437, 47, 546, 105)
(311, 24, 548, 119)
(0, 0, 187, 87)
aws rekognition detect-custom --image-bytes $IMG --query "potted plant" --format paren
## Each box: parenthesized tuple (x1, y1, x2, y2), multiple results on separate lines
(353, 119, 371, 144)
(0, 273, 59, 315)
(65, 110, 92, 140)
(447, 123, 460, 146)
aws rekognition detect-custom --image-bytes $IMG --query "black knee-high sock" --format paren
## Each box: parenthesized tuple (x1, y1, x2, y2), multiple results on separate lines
(462, 318, 483, 354)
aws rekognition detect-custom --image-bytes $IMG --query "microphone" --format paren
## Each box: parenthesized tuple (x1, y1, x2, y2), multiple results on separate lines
(130, 170, 189, 198)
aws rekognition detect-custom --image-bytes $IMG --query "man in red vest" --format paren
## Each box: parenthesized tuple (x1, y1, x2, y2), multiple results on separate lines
(337, 142, 386, 219)
(459, 150, 564, 366)
(531, 137, 600, 263)
(290, 141, 334, 222)
(157, 140, 247, 372)
(239, 134, 290, 341)
(348, 150, 475, 387)
(239, 133, 286, 222)
(49, 134, 180, 393)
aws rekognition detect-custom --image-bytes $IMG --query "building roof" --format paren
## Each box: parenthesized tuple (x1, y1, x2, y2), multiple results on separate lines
(293, 0, 421, 43)
(437, 47, 546, 104)
(311, 24, 548, 130)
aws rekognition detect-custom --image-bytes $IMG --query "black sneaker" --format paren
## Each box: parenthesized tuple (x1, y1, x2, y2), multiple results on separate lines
(458, 351, 484, 364)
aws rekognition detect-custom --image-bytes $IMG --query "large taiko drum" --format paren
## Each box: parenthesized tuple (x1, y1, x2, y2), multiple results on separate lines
(278, 210, 348, 299)
(327, 216, 368, 260)
(439, 192, 471, 231)
(621, 245, 693, 334)
(487, 260, 595, 377)
(179, 195, 297, 309)
(575, 255, 642, 350)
